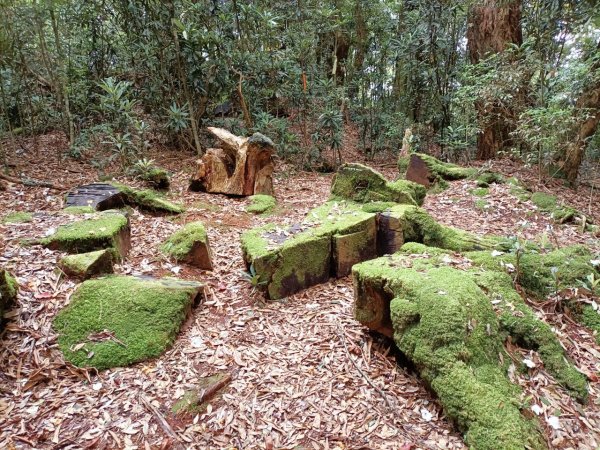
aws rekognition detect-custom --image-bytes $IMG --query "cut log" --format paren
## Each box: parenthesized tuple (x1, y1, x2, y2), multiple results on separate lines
(0, 270, 18, 329)
(161, 222, 214, 270)
(190, 127, 275, 196)
(65, 183, 125, 210)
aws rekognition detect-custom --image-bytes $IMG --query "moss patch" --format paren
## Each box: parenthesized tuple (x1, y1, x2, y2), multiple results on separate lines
(470, 187, 489, 197)
(40, 211, 131, 258)
(59, 249, 114, 280)
(246, 194, 276, 215)
(3, 211, 33, 224)
(172, 373, 230, 415)
(0, 270, 18, 326)
(353, 249, 588, 448)
(111, 182, 184, 214)
(140, 167, 170, 189)
(161, 222, 213, 270)
(62, 206, 96, 215)
(331, 163, 426, 206)
(53, 276, 204, 370)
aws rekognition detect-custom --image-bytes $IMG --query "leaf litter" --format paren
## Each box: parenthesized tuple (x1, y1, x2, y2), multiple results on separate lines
(0, 138, 599, 449)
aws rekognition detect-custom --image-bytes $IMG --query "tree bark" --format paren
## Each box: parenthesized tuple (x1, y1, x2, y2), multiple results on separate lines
(467, 0, 523, 160)
(558, 40, 600, 184)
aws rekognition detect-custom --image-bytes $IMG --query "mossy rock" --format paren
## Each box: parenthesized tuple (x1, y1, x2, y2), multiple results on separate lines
(58, 249, 114, 280)
(377, 204, 508, 256)
(331, 163, 426, 206)
(246, 194, 277, 215)
(398, 153, 503, 191)
(111, 183, 184, 214)
(161, 222, 213, 270)
(140, 167, 170, 190)
(0, 270, 18, 328)
(353, 248, 589, 449)
(241, 201, 377, 299)
(2, 211, 33, 224)
(40, 211, 131, 258)
(53, 276, 205, 370)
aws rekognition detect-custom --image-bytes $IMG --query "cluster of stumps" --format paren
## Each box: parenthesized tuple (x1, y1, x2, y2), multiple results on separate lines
(1, 140, 599, 449)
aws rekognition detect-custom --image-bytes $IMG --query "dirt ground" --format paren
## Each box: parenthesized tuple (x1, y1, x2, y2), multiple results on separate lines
(0, 134, 599, 449)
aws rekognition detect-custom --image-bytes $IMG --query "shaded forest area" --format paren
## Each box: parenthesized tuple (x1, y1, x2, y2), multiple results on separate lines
(1, 1, 600, 450)
(1, 0, 599, 182)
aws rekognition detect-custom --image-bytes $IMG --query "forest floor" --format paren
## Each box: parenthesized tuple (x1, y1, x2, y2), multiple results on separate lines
(1, 132, 600, 449)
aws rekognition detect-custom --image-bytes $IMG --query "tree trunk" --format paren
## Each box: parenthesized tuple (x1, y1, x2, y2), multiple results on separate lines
(467, 0, 522, 160)
(558, 40, 600, 184)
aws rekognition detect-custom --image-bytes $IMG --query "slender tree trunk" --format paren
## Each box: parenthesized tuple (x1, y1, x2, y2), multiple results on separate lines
(467, 0, 522, 160)
(557, 40, 600, 184)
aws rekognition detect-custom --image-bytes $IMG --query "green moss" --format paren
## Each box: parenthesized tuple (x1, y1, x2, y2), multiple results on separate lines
(53, 276, 204, 370)
(510, 185, 532, 202)
(471, 187, 489, 197)
(161, 222, 208, 261)
(475, 199, 489, 211)
(111, 182, 184, 214)
(0, 270, 18, 323)
(40, 211, 130, 257)
(246, 194, 276, 215)
(3, 211, 33, 224)
(361, 201, 398, 213)
(398, 152, 476, 181)
(194, 201, 221, 212)
(140, 167, 170, 189)
(581, 305, 600, 344)
(172, 372, 230, 414)
(531, 192, 557, 210)
(241, 201, 377, 299)
(62, 206, 95, 215)
(59, 249, 114, 280)
(353, 252, 578, 448)
(331, 163, 426, 206)
(476, 172, 504, 187)
(467, 245, 597, 298)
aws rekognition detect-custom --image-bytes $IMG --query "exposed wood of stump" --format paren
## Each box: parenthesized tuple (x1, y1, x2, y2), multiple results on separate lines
(190, 127, 275, 196)
(405, 154, 433, 188)
(65, 183, 125, 210)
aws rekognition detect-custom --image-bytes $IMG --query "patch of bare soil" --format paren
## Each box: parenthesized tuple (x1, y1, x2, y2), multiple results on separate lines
(0, 135, 599, 449)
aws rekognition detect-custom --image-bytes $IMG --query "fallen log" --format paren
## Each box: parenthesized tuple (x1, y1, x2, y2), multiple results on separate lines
(0, 172, 62, 190)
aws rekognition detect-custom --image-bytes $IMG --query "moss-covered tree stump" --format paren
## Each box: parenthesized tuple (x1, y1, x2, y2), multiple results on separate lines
(331, 163, 426, 206)
(53, 276, 205, 370)
(40, 211, 131, 258)
(353, 245, 589, 449)
(242, 201, 378, 299)
(58, 249, 114, 280)
(161, 222, 214, 270)
(398, 153, 502, 190)
(139, 166, 170, 190)
(0, 270, 18, 328)
(65, 182, 184, 214)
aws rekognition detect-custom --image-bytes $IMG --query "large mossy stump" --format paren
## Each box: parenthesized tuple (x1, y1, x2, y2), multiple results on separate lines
(161, 222, 214, 270)
(242, 201, 377, 299)
(139, 166, 170, 190)
(398, 152, 502, 190)
(353, 244, 589, 449)
(331, 163, 426, 206)
(242, 201, 508, 300)
(0, 270, 18, 328)
(58, 249, 114, 280)
(53, 276, 205, 370)
(65, 182, 184, 215)
(40, 211, 131, 258)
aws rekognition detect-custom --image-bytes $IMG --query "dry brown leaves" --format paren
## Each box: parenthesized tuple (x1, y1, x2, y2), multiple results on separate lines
(0, 136, 598, 449)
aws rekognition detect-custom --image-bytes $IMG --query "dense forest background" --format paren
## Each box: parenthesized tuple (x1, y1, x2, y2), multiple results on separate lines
(0, 0, 599, 183)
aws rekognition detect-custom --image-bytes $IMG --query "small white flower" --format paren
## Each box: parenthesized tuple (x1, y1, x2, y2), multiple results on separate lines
(547, 416, 561, 430)
(523, 358, 536, 368)
(491, 250, 504, 257)
(531, 404, 543, 415)
(420, 408, 433, 422)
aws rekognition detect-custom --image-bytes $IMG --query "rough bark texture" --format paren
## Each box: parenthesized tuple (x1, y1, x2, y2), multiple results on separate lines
(467, 0, 523, 160)
(190, 127, 275, 196)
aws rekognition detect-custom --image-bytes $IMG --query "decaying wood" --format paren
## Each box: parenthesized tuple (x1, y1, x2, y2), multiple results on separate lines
(139, 394, 183, 447)
(197, 372, 232, 404)
(190, 127, 275, 196)
(0, 172, 62, 190)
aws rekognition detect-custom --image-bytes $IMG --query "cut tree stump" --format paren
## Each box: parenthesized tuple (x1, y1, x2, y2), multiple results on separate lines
(190, 127, 275, 196)
(161, 222, 214, 270)
(0, 270, 18, 329)
(58, 249, 115, 280)
(65, 183, 125, 210)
